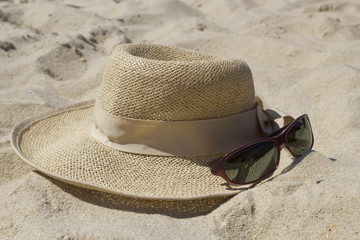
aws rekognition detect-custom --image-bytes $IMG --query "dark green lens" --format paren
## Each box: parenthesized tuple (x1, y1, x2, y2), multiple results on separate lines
(286, 116, 313, 156)
(224, 141, 278, 184)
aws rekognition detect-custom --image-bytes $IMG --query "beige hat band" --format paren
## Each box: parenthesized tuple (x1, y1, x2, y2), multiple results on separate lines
(91, 102, 285, 156)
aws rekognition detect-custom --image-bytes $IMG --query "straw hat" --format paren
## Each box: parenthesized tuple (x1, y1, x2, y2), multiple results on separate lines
(11, 43, 288, 200)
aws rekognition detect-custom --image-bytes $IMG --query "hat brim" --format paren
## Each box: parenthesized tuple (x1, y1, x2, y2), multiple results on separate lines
(11, 101, 246, 200)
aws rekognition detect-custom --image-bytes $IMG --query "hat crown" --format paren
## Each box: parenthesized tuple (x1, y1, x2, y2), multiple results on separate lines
(97, 44, 256, 121)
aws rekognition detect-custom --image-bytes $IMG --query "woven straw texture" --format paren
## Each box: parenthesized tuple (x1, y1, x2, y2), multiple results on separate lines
(98, 44, 255, 120)
(14, 43, 256, 199)
(18, 105, 245, 199)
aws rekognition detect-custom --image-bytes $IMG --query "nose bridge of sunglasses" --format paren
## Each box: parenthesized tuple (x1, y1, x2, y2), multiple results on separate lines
(269, 124, 288, 137)
(210, 158, 223, 176)
(277, 130, 289, 147)
(268, 125, 289, 149)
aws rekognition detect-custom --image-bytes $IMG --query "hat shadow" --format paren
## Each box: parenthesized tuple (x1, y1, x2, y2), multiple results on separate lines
(36, 171, 232, 218)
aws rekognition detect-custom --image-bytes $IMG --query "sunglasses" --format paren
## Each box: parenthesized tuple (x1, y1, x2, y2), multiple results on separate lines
(210, 114, 314, 185)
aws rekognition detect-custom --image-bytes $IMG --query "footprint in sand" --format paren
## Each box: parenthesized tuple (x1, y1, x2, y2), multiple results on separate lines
(0, 41, 16, 52)
(36, 44, 87, 81)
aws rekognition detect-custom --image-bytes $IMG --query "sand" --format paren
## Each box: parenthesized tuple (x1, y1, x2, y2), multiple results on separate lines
(1, 0, 359, 239)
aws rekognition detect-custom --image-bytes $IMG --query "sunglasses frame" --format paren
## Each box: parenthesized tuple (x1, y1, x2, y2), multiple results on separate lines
(210, 114, 314, 185)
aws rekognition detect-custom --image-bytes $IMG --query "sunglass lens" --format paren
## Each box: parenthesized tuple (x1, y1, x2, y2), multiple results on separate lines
(286, 116, 313, 156)
(224, 141, 278, 184)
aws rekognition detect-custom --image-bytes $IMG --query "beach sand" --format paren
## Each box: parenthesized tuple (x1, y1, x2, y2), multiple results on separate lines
(1, 0, 359, 239)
